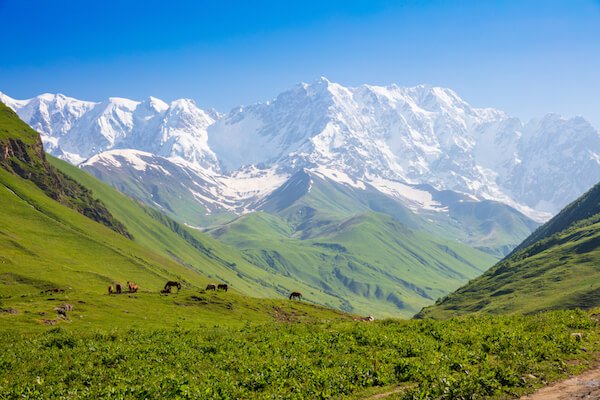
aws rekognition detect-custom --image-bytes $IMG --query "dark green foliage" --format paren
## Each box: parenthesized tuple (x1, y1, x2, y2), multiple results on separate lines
(1, 310, 598, 399)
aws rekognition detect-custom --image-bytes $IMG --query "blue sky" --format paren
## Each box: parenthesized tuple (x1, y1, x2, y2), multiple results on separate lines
(1, 0, 599, 125)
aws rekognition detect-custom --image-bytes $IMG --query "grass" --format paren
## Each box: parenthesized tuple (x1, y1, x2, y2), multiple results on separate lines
(209, 210, 496, 317)
(1, 309, 599, 399)
(49, 157, 360, 308)
(418, 183, 600, 319)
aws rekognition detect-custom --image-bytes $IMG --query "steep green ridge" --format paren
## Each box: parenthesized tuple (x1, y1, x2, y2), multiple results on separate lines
(417, 181, 600, 319)
(209, 209, 496, 317)
(0, 103, 130, 237)
(513, 182, 600, 253)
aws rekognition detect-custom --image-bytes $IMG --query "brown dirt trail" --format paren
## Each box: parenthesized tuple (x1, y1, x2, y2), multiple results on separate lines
(520, 367, 600, 400)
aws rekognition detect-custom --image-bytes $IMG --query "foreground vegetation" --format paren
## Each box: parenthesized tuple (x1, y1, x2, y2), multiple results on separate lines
(2, 309, 599, 399)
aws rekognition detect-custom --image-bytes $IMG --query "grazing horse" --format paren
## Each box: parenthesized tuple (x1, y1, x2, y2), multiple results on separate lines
(217, 284, 228, 292)
(206, 283, 216, 291)
(289, 291, 302, 301)
(127, 281, 139, 293)
(160, 287, 171, 295)
(108, 285, 113, 294)
(115, 284, 122, 294)
(164, 281, 182, 292)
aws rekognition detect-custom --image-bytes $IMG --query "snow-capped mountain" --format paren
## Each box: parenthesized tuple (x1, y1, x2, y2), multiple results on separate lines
(208, 78, 600, 219)
(2, 78, 599, 222)
(0, 92, 220, 170)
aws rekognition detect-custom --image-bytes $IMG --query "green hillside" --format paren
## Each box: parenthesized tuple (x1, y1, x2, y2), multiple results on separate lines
(0, 103, 130, 237)
(0, 103, 353, 330)
(417, 181, 600, 319)
(57, 152, 499, 318)
(209, 209, 496, 317)
(259, 170, 537, 258)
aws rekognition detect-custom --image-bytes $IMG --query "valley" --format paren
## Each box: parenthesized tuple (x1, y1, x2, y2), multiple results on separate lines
(2, 89, 599, 399)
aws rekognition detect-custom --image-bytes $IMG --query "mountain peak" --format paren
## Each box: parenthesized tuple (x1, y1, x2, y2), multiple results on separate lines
(107, 97, 140, 110)
(144, 96, 169, 112)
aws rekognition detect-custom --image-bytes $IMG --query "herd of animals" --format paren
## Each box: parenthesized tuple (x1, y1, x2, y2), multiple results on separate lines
(106, 280, 302, 300)
(43, 284, 377, 323)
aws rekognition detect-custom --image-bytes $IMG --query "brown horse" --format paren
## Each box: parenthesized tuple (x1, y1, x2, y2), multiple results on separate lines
(127, 281, 139, 293)
(164, 281, 181, 292)
(206, 283, 216, 291)
(289, 291, 302, 300)
(217, 284, 228, 292)
(115, 284, 122, 294)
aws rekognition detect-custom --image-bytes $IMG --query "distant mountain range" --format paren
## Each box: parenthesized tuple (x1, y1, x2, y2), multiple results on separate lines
(2, 78, 598, 225)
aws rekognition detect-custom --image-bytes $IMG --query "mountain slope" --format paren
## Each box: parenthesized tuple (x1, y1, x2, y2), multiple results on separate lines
(416, 181, 600, 319)
(257, 169, 536, 257)
(208, 173, 499, 317)
(0, 103, 353, 329)
(0, 103, 130, 237)
(51, 156, 357, 304)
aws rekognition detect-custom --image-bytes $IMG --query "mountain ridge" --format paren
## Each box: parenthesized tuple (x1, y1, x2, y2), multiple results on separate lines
(2, 79, 598, 225)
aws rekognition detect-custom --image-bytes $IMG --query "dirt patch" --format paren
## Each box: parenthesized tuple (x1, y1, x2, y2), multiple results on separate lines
(273, 306, 302, 323)
(38, 319, 59, 326)
(521, 363, 600, 400)
(363, 386, 405, 399)
(0, 307, 18, 315)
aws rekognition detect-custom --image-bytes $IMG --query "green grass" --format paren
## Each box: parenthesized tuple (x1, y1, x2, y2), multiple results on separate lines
(54, 156, 497, 318)
(209, 210, 497, 317)
(50, 157, 360, 307)
(2, 309, 599, 399)
(418, 182, 600, 319)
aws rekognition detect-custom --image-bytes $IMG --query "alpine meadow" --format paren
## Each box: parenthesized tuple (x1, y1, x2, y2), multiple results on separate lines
(2, 1, 600, 399)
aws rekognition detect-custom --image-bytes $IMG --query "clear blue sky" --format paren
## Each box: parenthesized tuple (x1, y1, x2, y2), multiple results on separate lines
(1, 0, 599, 125)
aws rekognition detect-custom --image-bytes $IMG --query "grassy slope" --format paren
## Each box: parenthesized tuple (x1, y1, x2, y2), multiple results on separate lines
(0, 165, 351, 331)
(417, 182, 600, 319)
(209, 210, 496, 318)
(0, 103, 130, 237)
(50, 157, 359, 308)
